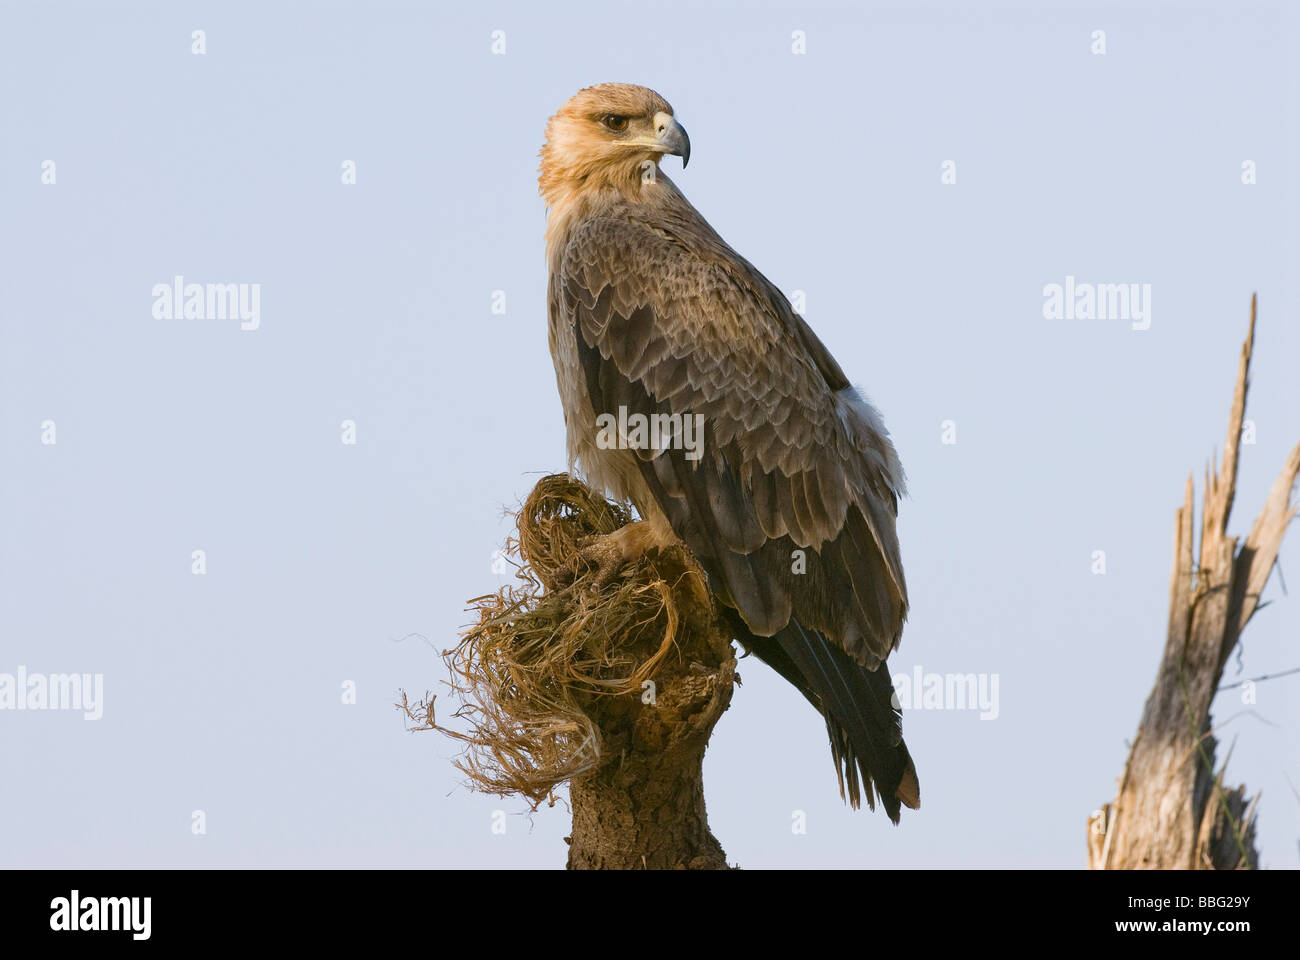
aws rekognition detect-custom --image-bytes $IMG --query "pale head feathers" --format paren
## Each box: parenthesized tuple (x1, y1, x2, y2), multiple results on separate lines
(539, 84, 687, 256)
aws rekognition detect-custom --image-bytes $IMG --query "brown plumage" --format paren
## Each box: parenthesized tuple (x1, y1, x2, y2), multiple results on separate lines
(539, 83, 919, 820)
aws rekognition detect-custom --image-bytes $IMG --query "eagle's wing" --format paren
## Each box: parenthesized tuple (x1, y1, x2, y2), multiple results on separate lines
(560, 214, 919, 817)
(559, 215, 908, 668)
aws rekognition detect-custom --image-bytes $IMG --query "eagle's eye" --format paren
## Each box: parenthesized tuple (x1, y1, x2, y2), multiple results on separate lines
(602, 115, 630, 132)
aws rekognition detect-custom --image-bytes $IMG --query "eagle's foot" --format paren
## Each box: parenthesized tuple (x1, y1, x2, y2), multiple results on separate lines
(553, 522, 660, 591)
(554, 533, 631, 591)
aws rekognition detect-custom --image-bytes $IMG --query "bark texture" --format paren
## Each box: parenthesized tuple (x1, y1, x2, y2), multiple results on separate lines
(1089, 297, 1299, 869)
(565, 544, 736, 870)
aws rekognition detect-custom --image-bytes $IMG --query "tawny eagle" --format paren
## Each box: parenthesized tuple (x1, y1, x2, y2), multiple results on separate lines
(539, 83, 919, 821)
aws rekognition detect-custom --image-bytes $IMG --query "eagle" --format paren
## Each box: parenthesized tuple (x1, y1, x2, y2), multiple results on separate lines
(539, 83, 919, 821)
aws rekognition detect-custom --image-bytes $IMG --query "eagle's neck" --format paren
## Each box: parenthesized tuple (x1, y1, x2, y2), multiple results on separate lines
(543, 173, 687, 266)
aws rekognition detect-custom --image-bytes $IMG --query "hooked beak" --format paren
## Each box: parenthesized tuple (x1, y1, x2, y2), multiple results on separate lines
(652, 111, 690, 168)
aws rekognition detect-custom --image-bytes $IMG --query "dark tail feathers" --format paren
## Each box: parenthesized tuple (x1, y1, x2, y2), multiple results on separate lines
(742, 617, 919, 822)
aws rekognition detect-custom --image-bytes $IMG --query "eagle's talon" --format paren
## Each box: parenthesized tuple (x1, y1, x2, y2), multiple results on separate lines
(555, 533, 631, 590)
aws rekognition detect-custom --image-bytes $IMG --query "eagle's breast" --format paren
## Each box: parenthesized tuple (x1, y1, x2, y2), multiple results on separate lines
(546, 258, 655, 513)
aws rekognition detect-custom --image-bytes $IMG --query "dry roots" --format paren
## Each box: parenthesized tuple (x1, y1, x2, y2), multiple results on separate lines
(402, 474, 733, 810)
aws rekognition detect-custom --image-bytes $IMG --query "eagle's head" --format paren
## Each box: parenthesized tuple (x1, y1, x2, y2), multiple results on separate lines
(539, 83, 690, 205)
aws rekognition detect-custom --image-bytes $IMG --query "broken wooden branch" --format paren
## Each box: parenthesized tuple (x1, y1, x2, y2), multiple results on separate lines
(1088, 295, 1299, 869)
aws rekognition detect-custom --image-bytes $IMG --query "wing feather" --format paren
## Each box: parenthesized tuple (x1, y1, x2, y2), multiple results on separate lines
(560, 214, 907, 661)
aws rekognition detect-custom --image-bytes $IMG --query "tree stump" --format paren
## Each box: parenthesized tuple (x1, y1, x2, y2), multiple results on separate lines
(410, 474, 737, 869)
(564, 542, 735, 870)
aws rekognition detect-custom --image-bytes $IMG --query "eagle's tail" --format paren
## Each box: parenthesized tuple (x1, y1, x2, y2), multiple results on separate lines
(738, 616, 920, 822)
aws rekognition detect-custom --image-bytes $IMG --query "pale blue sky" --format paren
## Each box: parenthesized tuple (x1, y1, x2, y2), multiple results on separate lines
(1, 0, 1296, 867)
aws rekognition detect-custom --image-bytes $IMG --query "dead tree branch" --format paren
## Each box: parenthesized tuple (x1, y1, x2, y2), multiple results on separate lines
(1088, 296, 1299, 869)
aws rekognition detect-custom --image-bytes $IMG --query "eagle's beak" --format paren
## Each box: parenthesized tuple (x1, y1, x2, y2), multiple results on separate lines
(653, 111, 690, 168)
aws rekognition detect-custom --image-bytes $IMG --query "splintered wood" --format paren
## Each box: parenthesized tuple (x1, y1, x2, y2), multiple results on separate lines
(1089, 296, 1299, 870)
